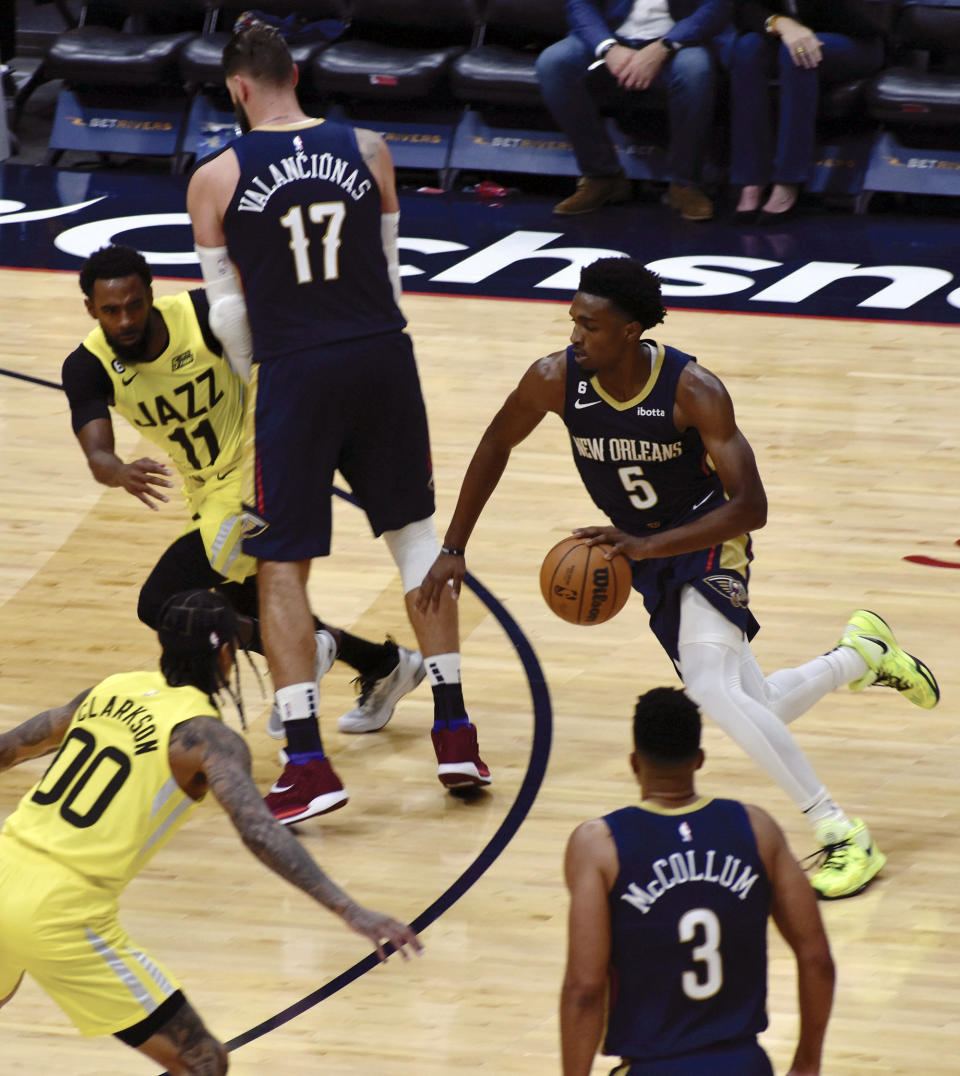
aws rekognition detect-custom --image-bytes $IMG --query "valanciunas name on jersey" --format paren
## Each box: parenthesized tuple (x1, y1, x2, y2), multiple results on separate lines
(237, 151, 373, 213)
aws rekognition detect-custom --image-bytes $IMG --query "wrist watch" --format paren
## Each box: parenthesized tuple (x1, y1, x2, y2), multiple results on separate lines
(659, 37, 682, 53)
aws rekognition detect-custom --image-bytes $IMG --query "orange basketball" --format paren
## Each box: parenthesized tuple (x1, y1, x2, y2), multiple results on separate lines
(539, 536, 632, 626)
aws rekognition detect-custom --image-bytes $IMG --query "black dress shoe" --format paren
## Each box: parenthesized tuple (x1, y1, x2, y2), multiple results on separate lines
(732, 208, 760, 223)
(758, 202, 798, 225)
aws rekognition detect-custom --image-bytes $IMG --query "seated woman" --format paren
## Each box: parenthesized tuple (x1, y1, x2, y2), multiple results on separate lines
(730, 0, 886, 221)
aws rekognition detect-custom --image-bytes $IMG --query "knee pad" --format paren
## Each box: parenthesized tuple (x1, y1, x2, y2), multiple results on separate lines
(382, 516, 439, 594)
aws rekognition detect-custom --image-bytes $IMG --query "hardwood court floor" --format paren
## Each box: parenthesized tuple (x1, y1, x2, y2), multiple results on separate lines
(0, 269, 958, 1073)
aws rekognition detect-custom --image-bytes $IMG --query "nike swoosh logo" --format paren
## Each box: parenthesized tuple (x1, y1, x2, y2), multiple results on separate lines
(692, 491, 715, 511)
(121, 373, 139, 385)
(861, 635, 888, 654)
(270, 782, 294, 794)
(216, 465, 238, 481)
(574, 399, 601, 409)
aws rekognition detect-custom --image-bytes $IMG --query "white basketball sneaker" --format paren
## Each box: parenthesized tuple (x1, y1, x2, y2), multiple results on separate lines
(337, 644, 426, 733)
(266, 629, 338, 739)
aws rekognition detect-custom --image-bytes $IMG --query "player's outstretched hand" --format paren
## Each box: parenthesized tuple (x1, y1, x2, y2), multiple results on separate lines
(573, 525, 646, 561)
(122, 457, 174, 510)
(342, 903, 423, 962)
(415, 551, 465, 612)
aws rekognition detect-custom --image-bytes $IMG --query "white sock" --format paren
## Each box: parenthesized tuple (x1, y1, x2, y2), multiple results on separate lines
(802, 788, 852, 840)
(275, 682, 318, 724)
(425, 652, 462, 686)
(823, 644, 869, 683)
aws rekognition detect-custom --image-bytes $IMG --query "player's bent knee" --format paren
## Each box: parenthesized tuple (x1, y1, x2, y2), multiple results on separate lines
(125, 993, 228, 1075)
(382, 516, 439, 594)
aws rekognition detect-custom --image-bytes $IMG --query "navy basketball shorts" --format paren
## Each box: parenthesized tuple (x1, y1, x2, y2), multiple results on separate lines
(245, 331, 435, 562)
(609, 1037, 773, 1075)
(630, 533, 760, 665)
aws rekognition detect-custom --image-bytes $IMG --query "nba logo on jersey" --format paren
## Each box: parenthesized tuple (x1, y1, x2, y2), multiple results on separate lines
(293, 135, 304, 153)
(678, 821, 693, 842)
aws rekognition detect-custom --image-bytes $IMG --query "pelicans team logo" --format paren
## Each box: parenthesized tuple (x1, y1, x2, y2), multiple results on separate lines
(703, 574, 750, 608)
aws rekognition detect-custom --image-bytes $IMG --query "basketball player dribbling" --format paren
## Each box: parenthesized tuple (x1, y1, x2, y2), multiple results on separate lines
(419, 255, 940, 900)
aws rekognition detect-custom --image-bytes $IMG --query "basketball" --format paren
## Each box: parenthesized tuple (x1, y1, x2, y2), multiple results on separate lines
(539, 537, 632, 625)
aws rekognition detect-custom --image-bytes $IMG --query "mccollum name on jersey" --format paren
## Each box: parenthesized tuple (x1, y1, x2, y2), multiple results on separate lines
(620, 848, 761, 915)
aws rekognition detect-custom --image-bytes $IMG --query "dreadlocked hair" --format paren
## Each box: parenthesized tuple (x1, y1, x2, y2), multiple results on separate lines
(633, 686, 701, 764)
(158, 589, 248, 728)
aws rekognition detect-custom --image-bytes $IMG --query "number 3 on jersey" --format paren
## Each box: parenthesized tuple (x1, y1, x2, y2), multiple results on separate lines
(679, 907, 723, 1000)
(280, 202, 346, 284)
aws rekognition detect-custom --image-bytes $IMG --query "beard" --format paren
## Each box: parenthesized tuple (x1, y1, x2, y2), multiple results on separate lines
(105, 327, 151, 365)
(234, 100, 252, 135)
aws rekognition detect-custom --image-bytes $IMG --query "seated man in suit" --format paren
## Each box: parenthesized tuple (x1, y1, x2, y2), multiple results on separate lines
(536, 0, 734, 220)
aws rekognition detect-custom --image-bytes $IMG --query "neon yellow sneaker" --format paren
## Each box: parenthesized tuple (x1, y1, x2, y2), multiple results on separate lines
(838, 609, 940, 708)
(810, 818, 886, 900)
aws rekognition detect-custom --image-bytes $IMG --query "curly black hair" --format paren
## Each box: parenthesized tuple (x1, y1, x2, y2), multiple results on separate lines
(578, 256, 667, 331)
(633, 686, 701, 763)
(78, 245, 152, 298)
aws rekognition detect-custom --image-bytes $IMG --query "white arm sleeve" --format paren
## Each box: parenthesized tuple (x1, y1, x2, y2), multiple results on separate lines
(381, 211, 402, 307)
(195, 244, 253, 383)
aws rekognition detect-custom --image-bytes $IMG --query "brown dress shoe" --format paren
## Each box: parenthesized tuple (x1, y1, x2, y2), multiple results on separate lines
(553, 174, 633, 215)
(664, 183, 714, 221)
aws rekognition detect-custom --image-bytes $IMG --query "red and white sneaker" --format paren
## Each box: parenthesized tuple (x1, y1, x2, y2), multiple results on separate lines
(431, 724, 491, 789)
(264, 757, 348, 824)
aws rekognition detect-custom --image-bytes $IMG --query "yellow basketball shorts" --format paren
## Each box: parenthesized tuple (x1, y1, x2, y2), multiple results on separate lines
(183, 464, 257, 585)
(0, 837, 181, 1037)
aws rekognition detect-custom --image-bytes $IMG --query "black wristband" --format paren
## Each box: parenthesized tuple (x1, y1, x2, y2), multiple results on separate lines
(441, 545, 465, 557)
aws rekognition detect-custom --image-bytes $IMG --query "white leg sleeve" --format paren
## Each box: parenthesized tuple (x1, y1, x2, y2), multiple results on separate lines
(738, 646, 859, 725)
(677, 586, 827, 809)
(382, 516, 440, 594)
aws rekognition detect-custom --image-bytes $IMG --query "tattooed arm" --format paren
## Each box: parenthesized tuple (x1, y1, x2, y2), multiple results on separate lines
(0, 690, 90, 771)
(169, 716, 421, 961)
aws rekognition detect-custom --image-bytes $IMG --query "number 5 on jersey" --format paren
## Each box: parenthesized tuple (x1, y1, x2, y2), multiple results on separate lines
(619, 465, 658, 511)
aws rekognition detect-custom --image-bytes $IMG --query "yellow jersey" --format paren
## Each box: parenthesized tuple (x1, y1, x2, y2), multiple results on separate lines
(82, 291, 246, 490)
(2, 671, 219, 895)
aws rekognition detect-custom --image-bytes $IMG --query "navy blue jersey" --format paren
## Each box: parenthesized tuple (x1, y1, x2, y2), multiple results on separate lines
(603, 798, 771, 1062)
(222, 119, 405, 360)
(563, 344, 724, 535)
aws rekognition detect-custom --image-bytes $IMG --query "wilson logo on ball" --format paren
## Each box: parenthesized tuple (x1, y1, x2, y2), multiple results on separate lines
(539, 537, 631, 626)
(584, 566, 611, 623)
